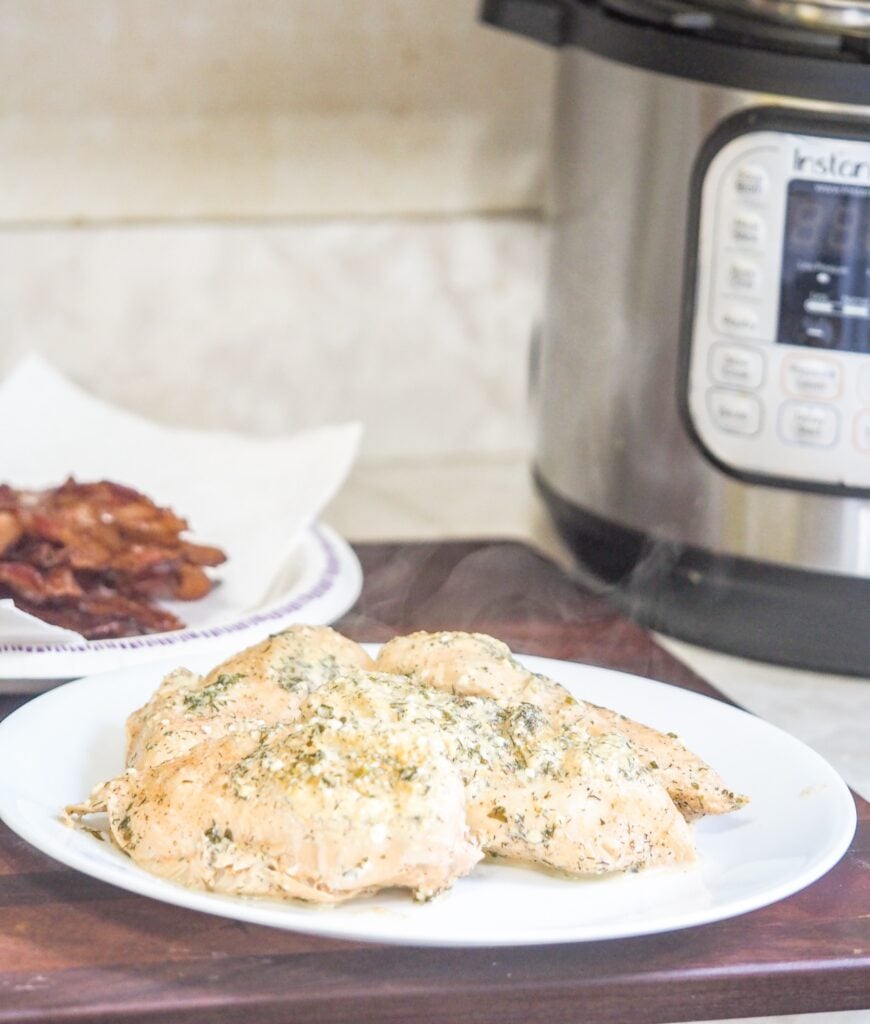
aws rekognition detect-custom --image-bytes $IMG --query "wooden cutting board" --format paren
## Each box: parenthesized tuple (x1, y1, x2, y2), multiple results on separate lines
(0, 540, 867, 1024)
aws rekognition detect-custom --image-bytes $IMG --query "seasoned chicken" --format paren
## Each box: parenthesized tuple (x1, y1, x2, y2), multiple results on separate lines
(294, 670, 696, 875)
(76, 723, 481, 903)
(126, 625, 374, 770)
(68, 626, 744, 905)
(376, 631, 747, 820)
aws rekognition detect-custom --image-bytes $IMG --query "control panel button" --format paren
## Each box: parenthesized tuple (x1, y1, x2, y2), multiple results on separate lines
(734, 164, 769, 200)
(854, 410, 870, 452)
(804, 298, 835, 315)
(725, 259, 762, 296)
(779, 402, 839, 447)
(782, 356, 841, 400)
(716, 304, 761, 337)
(842, 300, 870, 318)
(796, 316, 836, 348)
(709, 343, 765, 389)
(707, 388, 762, 435)
(731, 211, 766, 246)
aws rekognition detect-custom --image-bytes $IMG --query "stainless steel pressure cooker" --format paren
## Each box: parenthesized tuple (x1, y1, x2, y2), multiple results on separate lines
(484, 0, 870, 673)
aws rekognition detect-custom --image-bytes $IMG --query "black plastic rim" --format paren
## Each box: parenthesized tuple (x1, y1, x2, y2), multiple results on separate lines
(481, 0, 870, 105)
(536, 467, 870, 675)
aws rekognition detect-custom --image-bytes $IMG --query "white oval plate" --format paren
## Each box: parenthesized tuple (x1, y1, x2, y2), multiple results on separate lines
(0, 652, 856, 946)
(0, 523, 362, 685)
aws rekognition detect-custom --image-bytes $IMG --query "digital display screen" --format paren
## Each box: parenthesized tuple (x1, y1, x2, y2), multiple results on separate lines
(778, 178, 870, 353)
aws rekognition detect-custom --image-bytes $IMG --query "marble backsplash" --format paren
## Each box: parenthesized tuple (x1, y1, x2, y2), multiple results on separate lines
(0, 215, 546, 461)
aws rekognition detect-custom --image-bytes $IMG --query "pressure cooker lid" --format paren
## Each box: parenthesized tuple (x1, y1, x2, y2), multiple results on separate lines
(483, 0, 870, 46)
(599, 0, 870, 49)
(696, 0, 870, 37)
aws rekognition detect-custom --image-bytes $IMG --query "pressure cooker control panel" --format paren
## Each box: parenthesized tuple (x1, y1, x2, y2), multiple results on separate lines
(685, 119, 870, 493)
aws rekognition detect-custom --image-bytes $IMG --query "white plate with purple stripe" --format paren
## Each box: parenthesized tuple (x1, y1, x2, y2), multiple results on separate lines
(0, 523, 361, 688)
(0, 653, 856, 946)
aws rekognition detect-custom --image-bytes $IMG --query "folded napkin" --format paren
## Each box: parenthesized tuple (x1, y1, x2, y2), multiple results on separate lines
(0, 356, 361, 644)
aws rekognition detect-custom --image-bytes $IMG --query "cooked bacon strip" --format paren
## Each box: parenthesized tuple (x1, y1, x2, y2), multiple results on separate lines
(0, 512, 21, 556)
(11, 593, 184, 639)
(180, 541, 228, 567)
(176, 564, 212, 600)
(122, 563, 211, 602)
(0, 478, 226, 638)
(0, 562, 82, 603)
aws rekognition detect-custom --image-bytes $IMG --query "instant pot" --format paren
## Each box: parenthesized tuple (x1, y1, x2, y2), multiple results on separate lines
(483, 0, 870, 673)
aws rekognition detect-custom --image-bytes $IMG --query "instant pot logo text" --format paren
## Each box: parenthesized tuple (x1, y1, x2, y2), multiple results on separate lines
(793, 148, 870, 181)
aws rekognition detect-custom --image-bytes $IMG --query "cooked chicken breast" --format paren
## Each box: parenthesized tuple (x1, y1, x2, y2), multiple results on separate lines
(294, 669, 696, 875)
(126, 625, 374, 770)
(76, 722, 481, 903)
(68, 626, 745, 905)
(375, 631, 746, 820)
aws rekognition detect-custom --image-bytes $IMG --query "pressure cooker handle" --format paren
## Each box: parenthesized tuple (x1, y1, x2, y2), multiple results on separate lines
(479, 0, 569, 45)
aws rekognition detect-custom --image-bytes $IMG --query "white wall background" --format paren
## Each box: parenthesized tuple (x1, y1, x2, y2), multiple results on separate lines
(0, 0, 555, 221)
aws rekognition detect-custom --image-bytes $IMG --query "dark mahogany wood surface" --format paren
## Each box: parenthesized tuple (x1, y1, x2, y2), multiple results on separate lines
(0, 540, 867, 1024)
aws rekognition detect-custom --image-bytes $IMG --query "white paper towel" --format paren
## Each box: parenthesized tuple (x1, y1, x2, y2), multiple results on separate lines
(0, 356, 361, 643)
